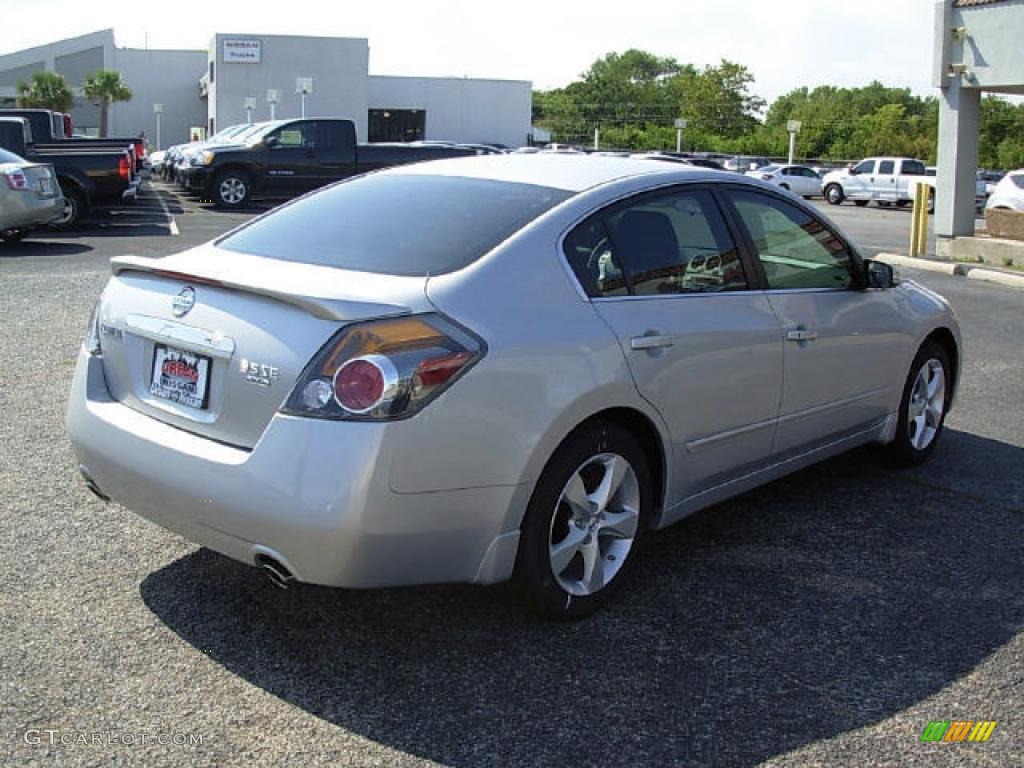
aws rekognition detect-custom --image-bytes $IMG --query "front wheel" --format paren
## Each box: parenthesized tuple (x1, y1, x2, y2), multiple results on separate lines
(884, 340, 951, 466)
(0, 228, 27, 242)
(214, 170, 252, 208)
(516, 421, 652, 620)
(825, 184, 844, 205)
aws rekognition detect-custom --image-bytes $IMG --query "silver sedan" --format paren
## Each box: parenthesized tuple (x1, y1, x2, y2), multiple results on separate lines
(67, 155, 960, 618)
(0, 147, 64, 242)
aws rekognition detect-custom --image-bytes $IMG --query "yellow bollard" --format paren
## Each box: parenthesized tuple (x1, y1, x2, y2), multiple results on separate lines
(909, 182, 930, 257)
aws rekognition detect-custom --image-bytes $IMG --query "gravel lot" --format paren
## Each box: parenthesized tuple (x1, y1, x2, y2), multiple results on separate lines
(1, 183, 1021, 767)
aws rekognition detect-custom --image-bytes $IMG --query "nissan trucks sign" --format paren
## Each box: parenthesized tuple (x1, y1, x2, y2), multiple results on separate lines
(223, 40, 261, 64)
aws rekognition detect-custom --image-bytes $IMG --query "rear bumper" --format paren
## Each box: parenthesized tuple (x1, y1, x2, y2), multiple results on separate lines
(0, 194, 65, 231)
(66, 349, 519, 588)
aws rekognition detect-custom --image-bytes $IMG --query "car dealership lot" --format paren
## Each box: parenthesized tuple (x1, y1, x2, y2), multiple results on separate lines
(1, 183, 1020, 766)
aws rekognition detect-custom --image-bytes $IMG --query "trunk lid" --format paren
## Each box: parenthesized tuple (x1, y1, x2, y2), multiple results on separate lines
(97, 244, 431, 448)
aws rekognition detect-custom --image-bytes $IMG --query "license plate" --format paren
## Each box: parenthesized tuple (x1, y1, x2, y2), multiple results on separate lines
(150, 345, 211, 410)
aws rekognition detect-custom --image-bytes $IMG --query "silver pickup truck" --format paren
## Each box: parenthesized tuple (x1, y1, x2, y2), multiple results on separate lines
(822, 157, 987, 212)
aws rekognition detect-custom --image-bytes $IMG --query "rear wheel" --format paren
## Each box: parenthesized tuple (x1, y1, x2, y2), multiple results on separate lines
(516, 421, 652, 620)
(50, 185, 86, 230)
(895, 200, 909, 208)
(854, 200, 870, 207)
(214, 170, 252, 208)
(884, 340, 951, 466)
(825, 184, 844, 205)
(878, 200, 892, 208)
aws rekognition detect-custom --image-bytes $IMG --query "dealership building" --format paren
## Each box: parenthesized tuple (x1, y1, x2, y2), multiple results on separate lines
(0, 29, 532, 148)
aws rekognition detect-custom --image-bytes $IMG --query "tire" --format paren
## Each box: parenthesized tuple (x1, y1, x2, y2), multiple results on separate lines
(927, 190, 935, 214)
(49, 185, 86, 230)
(516, 420, 652, 620)
(854, 200, 870, 207)
(877, 200, 892, 208)
(214, 170, 252, 208)
(0, 228, 27, 242)
(884, 340, 951, 466)
(825, 184, 844, 205)
(895, 200, 909, 208)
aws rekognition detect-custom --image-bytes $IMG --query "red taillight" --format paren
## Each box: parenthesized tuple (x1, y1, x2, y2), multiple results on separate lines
(283, 314, 484, 421)
(133, 139, 146, 158)
(415, 351, 472, 388)
(4, 169, 29, 190)
(118, 156, 131, 181)
(334, 358, 387, 412)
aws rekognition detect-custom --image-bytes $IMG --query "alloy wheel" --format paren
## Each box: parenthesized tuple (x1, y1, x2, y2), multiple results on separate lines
(219, 177, 247, 205)
(907, 358, 945, 450)
(547, 452, 639, 596)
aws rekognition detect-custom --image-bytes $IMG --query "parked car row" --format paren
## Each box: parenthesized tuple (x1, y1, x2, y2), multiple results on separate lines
(156, 117, 480, 208)
(0, 109, 144, 234)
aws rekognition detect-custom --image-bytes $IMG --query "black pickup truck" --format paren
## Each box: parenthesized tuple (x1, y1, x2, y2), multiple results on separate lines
(0, 109, 146, 175)
(0, 117, 136, 229)
(177, 118, 475, 207)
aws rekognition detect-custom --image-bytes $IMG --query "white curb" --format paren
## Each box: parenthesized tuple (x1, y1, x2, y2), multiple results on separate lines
(873, 253, 964, 276)
(964, 268, 1024, 290)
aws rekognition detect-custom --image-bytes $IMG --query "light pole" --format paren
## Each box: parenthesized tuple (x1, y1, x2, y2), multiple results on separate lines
(674, 118, 687, 153)
(267, 89, 280, 121)
(787, 119, 802, 165)
(296, 78, 313, 119)
(153, 103, 163, 150)
(244, 97, 256, 125)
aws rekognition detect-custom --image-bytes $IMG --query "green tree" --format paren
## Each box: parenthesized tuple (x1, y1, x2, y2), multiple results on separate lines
(83, 69, 133, 138)
(15, 71, 73, 112)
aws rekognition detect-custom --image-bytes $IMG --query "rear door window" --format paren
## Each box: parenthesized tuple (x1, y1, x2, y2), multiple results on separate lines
(564, 187, 748, 296)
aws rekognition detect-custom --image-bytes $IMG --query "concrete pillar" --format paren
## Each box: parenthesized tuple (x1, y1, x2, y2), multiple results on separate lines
(935, 75, 981, 241)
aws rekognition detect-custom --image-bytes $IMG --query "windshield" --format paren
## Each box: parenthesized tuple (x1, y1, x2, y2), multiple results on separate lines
(218, 173, 573, 276)
(242, 122, 285, 145)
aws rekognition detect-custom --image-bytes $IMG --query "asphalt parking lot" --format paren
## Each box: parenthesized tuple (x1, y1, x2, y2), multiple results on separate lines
(1, 182, 1021, 767)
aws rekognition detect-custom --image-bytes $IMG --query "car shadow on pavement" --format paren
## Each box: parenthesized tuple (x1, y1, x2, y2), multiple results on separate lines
(0, 240, 93, 257)
(140, 428, 1023, 766)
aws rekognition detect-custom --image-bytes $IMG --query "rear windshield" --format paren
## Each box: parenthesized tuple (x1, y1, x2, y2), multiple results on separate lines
(218, 174, 573, 275)
(0, 148, 25, 164)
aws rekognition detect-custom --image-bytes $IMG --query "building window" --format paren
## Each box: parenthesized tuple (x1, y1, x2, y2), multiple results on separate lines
(368, 109, 425, 142)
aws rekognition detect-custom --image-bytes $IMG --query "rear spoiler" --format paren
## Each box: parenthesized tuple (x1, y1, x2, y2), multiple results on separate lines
(110, 255, 411, 323)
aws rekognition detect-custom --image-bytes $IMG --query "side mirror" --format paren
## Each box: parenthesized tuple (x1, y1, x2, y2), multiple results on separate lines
(848, 166, 858, 175)
(865, 259, 898, 289)
(264, 136, 279, 149)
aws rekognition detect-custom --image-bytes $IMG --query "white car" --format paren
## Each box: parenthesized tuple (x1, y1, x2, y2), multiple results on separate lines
(745, 164, 822, 198)
(985, 169, 1024, 211)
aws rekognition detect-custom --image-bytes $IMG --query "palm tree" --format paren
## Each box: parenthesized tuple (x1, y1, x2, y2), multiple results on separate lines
(15, 71, 73, 112)
(83, 70, 133, 138)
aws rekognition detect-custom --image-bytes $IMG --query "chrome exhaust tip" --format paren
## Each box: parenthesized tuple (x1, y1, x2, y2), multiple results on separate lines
(255, 554, 295, 589)
(79, 465, 110, 503)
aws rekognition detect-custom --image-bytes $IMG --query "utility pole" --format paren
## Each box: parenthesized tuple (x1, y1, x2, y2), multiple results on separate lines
(244, 97, 256, 125)
(674, 118, 687, 153)
(296, 78, 313, 119)
(787, 120, 802, 165)
(152, 103, 163, 150)
(267, 89, 279, 121)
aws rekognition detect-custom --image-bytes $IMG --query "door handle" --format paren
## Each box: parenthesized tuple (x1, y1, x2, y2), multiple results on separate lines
(786, 329, 818, 342)
(630, 334, 675, 350)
